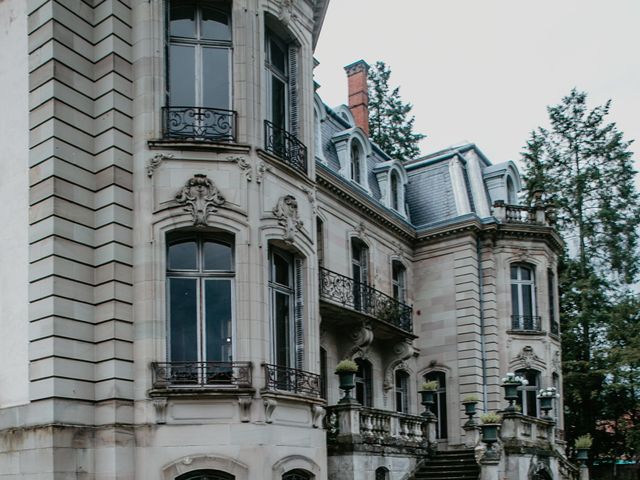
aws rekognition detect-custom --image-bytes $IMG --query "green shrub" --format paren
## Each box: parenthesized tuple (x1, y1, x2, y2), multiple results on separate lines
(421, 380, 439, 391)
(480, 412, 502, 424)
(575, 434, 593, 449)
(335, 359, 358, 373)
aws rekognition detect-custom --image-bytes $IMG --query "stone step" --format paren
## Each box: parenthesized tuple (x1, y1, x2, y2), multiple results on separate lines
(409, 449, 479, 480)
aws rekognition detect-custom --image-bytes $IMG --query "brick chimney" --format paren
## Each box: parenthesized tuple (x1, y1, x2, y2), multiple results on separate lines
(344, 60, 369, 137)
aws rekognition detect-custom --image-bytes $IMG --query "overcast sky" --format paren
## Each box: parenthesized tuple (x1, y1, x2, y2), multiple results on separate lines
(314, 0, 640, 173)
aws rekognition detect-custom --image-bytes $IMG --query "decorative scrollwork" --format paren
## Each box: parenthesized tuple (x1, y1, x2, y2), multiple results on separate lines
(147, 153, 174, 177)
(175, 174, 225, 226)
(151, 361, 252, 388)
(163, 106, 236, 142)
(263, 363, 322, 398)
(273, 195, 304, 242)
(264, 120, 307, 174)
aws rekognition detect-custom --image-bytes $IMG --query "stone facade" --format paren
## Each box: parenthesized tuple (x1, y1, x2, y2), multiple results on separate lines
(0, 0, 571, 479)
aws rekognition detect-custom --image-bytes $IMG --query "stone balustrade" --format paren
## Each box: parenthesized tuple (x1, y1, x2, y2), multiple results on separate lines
(500, 412, 555, 447)
(492, 200, 554, 226)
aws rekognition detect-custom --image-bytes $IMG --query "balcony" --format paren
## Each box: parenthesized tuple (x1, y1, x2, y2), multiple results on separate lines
(319, 267, 413, 335)
(264, 120, 308, 174)
(150, 361, 252, 391)
(263, 363, 322, 398)
(325, 404, 431, 456)
(510, 315, 542, 332)
(492, 200, 553, 226)
(163, 106, 237, 142)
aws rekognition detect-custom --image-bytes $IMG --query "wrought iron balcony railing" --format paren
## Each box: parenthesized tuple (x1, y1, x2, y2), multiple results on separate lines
(163, 106, 237, 142)
(151, 361, 252, 389)
(263, 363, 322, 398)
(511, 315, 542, 332)
(264, 120, 307, 174)
(319, 267, 413, 333)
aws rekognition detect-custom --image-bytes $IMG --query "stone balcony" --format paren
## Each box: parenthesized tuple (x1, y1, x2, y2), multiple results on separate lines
(492, 199, 555, 227)
(319, 267, 414, 339)
(325, 404, 434, 456)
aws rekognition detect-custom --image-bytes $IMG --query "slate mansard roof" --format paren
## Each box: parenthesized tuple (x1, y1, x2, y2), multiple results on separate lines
(315, 97, 523, 231)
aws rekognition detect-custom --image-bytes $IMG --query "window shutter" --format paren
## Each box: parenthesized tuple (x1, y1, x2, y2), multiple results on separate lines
(294, 257, 304, 370)
(288, 45, 299, 136)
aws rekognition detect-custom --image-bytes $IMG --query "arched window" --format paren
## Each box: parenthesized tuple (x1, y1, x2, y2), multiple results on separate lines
(283, 469, 313, 480)
(424, 371, 447, 439)
(506, 175, 517, 204)
(167, 233, 234, 372)
(510, 264, 538, 331)
(516, 368, 540, 417)
(395, 370, 410, 413)
(269, 248, 304, 371)
(355, 358, 373, 407)
(375, 467, 389, 480)
(350, 141, 362, 184)
(351, 238, 369, 311)
(392, 261, 407, 304)
(166, 1, 233, 141)
(176, 469, 234, 480)
(390, 171, 400, 211)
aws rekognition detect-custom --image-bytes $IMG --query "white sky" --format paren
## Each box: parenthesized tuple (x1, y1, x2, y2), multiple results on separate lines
(314, 0, 640, 173)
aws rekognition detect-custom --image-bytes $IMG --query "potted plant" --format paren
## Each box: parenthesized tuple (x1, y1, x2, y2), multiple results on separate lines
(420, 381, 439, 417)
(480, 412, 502, 454)
(537, 387, 559, 420)
(462, 394, 480, 425)
(501, 372, 528, 412)
(335, 359, 358, 404)
(575, 434, 592, 462)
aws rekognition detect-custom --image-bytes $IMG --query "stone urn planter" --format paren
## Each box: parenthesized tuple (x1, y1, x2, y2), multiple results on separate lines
(480, 412, 502, 458)
(462, 395, 479, 426)
(335, 359, 358, 404)
(537, 387, 559, 421)
(420, 381, 438, 418)
(501, 372, 527, 412)
(575, 434, 592, 463)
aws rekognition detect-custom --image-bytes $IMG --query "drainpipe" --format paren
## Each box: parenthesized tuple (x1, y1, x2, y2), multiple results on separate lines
(477, 235, 488, 409)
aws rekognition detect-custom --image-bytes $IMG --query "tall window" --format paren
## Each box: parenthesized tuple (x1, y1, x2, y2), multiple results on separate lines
(511, 264, 538, 330)
(548, 269, 559, 335)
(350, 142, 362, 184)
(176, 470, 234, 480)
(320, 347, 328, 400)
(395, 370, 409, 413)
(351, 238, 369, 311)
(424, 371, 447, 439)
(355, 358, 373, 407)
(167, 233, 234, 364)
(265, 30, 289, 132)
(269, 248, 304, 369)
(506, 176, 517, 204)
(552, 373, 560, 423)
(392, 261, 406, 304)
(316, 218, 324, 268)
(168, 1, 232, 108)
(516, 369, 540, 417)
(390, 171, 400, 211)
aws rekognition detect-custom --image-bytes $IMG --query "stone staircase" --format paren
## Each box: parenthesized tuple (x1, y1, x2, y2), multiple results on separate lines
(410, 449, 480, 480)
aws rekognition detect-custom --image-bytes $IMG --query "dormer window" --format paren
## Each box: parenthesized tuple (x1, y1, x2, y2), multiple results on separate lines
(390, 171, 400, 210)
(351, 142, 362, 184)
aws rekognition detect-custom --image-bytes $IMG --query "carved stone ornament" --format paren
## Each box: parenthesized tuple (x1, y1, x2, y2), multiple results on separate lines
(238, 395, 252, 423)
(273, 195, 304, 242)
(347, 322, 374, 358)
(228, 156, 252, 182)
(383, 340, 416, 391)
(512, 345, 544, 370)
(256, 160, 271, 184)
(311, 405, 325, 429)
(278, 0, 297, 25)
(147, 153, 174, 177)
(153, 397, 168, 424)
(175, 174, 225, 226)
(552, 351, 561, 373)
(264, 397, 278, 424)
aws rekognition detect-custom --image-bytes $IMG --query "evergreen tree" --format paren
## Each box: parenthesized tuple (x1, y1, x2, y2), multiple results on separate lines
(521, 89, 640, 460)
(367, 61, 425, 162)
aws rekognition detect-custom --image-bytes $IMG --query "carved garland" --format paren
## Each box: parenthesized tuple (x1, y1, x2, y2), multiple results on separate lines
(273, 195, 304, 242)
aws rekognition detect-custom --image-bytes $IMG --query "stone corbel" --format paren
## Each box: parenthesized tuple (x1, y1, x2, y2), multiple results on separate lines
(175, 174, 225, 226)
(311, 405, 325, 428)
(238, 395, 252, 423)
(147, 153, 174, 177)
(153, 397, 168, 424)
(383, 339, 416, 391)
(273, 195, 304, 243)
(228, 156, 252, 182)
(347, 321, 374, 358)
(264, 397, 278, 424)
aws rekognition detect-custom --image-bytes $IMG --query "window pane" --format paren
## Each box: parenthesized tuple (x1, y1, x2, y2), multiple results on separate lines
(168, 240, 197, 270)
(522, 285, 533, 316)
(169, 278, 198, 362)
(170, 2, 196, 38)
(274, 291, 291, 366)
(201, 5, 231, 41)
(510, 266, 518, 280)
(269, 38, 286, 75)
(205, 279, 232, 362)
(270, 76, 286, 130)
(511, 283, 519, 316)
(202, 47, 230, 109)
(204, 240, 232, 271)
(521, 267, 532, 281)
(169, 44, 196, 106)
(273, 253, 290, 286)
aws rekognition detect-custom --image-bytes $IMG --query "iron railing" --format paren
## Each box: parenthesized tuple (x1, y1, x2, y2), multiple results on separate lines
(319, 267, 413, 333)
(264, 120, 307, 174)
(511, 315, 542, 331)
(163, 106, 237, 142)
(505, 204, 536, 224)
(263, 363, 322, 397)
(151, 361, 252, 388)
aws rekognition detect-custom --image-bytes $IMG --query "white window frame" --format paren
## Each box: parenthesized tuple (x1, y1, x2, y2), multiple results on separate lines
(511, 264, 537, 329)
